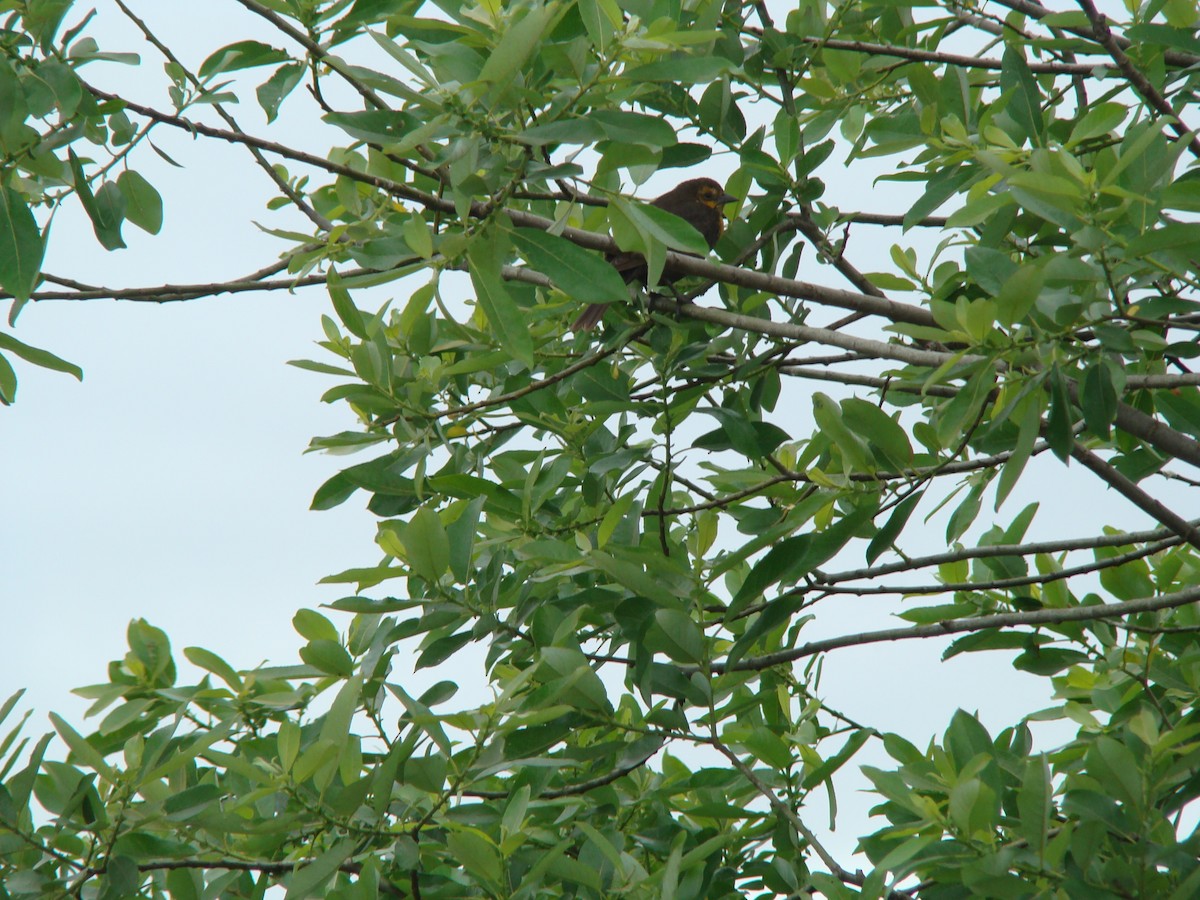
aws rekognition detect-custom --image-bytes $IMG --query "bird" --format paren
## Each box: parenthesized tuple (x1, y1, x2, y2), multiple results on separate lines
(572, 177, 737, 331)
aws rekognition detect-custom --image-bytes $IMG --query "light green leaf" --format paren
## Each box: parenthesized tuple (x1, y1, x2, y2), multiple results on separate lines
(511, 228, 627, 303)
(199, 40, 290, 78)
(403, 505, 450, 583)
(116, 170, 163, 235)
(0, 332, 82, 380)
(478, 4, 558, 90)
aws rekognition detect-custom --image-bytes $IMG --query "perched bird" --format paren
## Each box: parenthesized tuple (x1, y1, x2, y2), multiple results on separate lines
(572, 177, 737, 331)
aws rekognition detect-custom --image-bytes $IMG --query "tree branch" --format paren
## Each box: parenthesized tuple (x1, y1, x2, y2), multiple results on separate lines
(1069, 442, 1200, 550)
(85, 87, 938, 329)
(994, 0, 1200, 69)
(1076, 0, 1200, 160)
(706, 584, 1200, 674)
(800, 36, 1096, 75)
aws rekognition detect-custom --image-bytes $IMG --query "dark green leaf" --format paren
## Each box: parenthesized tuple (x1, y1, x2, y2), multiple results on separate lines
(1000, 47, 1043, 146)
(866, 492, 921, 564)
(468, 229, 534, 368)
(0, 188, 46, 302)
(69, 150, 126, 250)
(1080, 362, 1118, 439)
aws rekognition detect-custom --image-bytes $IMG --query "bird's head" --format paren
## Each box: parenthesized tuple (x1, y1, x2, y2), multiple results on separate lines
(690, 178, 738, 209)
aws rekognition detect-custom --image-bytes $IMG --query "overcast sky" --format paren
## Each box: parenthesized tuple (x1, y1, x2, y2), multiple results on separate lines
(3, 0, 1174, 864)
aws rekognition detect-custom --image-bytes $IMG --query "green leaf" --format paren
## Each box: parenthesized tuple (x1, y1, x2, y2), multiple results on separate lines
(256, 62, 304, 122)
(403, 505, 450, 583)
(467, 229, 534, 368)
(323, 110, 417, 145)
(403, 213, 433, 259)
(327, 270, 367, 338)
(0, 332, 81, 380)
(1068, 102, 1128, 146)
(98, 855, 140, 900)
(183, 647, 242, 690)
(1125, 222, 1200, 258)
(320, 675, 362, 745)
(1089, 737, 1142, 809)
(1045, 367, 1074, 460)
(293, 609, 339, 643)
(994, 264, 1043, 328)
(22, 0, 73, 50)
(733, 502, 875, 610)
(511, 228, 627, 303)
(69, 150, 126, 250)
(447, 828, 503, 887)
(841, 398, 913, 469)
(802, 729, 870, 790)
(0, 188, 46, 302)
(1080, 361, 1118, 439)
(590, 109, 677, 148)
(650, 609, 704, 663)
(446, 494, 484, 582)
(904, 164, 971, 229)
(49, 713, 115, 779)
(117, 170, 163, 235)
(610, 196, 710, 256)
(517, 116, 606, 146)
(199, 40, 290, 79)
(284, 839, 357, 900)
(588, 551, 681, 607)
(812, 392, 871, 471)
(477, 4, 558, 93)
(577, 0, 619, 51)
(1000, 47, 1043, 146)
(866, 492, 921, 564)
(299, 640, 354, 677)
(1016, 754, 1051, 848)
(626, 56, 732, 84)
(1101, 119, 1168, 189)
(994, 391, 1042, 509)
(1125, 23, 1200, 56)
(0, 352, 13, 403)
(1156, 386, 1200, 439)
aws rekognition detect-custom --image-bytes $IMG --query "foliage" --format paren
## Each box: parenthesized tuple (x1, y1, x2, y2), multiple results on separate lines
(5, 0, 1200, 896)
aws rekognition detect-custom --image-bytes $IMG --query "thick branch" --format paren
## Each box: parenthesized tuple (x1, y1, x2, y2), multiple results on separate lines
(802, 36, 1095, 75)
(1069, 442, 1200, 550)
(86, 88, 937, 328)
(464, 738, 663, 800)
(994, 0, 1200, 69)
(826, 520, 1191, 584)
(707, 584, 1200, 674)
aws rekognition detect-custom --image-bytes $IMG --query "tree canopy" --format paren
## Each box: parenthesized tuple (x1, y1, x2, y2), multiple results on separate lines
(5, 0, 1200, 897)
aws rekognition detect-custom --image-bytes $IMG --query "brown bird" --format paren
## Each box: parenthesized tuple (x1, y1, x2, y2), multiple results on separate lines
(572, 177, 737, 331)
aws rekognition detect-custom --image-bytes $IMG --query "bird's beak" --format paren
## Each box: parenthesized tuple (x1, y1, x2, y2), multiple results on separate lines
(718, 192, 737, 206)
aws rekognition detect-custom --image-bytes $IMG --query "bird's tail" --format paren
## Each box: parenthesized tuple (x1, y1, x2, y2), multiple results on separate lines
(571, 303, 607, 331)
